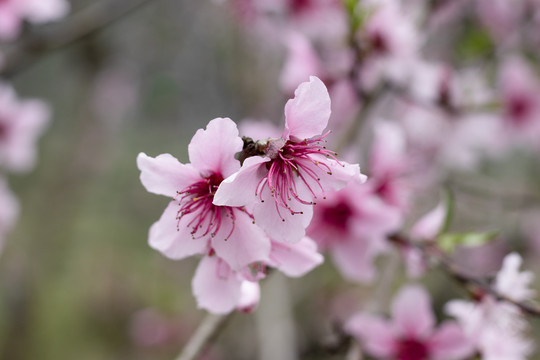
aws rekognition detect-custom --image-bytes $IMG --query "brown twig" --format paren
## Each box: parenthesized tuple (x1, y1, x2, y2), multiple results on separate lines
(389, 234, 540, 317)
(0, 0, 156, 78)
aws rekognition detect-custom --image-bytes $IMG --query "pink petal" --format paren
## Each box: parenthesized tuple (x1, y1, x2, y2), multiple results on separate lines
(148, 201, 208, 259)
(429, 321, 475, 360)
(391, 285, 435, 339)
(213, 156, 270, 209)
(137, 152, 200, 198)
(268, 237, 323, 277)
(283, 76, 331, 141)
(20, 0, 70, 23)
(188, 117, 243, 178)
(211, 209, 271, 271)
(369, 120, 407, 179)
(279, 32, 323, 94)
(345, 314, 397, 357)
(252, 188, 314, 243)
(305, 156, 364, 194)
(236, 281, 260, 313)
(192, 256, 242, 314)
(410, 201, 446, 241)
(331, 235, 388, 283)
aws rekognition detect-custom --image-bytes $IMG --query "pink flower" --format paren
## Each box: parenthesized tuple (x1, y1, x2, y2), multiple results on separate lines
(307, 179, 401, 283)
(213, 77, 364, 243)
(0, 178, 18, 252)
(0, 83, 51, 173)
(346, 285, 474, 360)
(496, 57, 540, 147)
(137, 118, 271, 271)
(192, 237, 323, 313)
(446, 253, 536, 359)
(0, 0, 70, 40)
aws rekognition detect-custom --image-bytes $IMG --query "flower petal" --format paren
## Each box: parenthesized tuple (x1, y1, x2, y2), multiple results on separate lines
(410, 201, 446, 241)
(331, 235, 388, 283)
(188, 117, 243, 178)
(148, 201, 208, 259)
(137, 152, 200, 198)
(391, 285, 435, 339)
(236, 281, 260, 313)
(192, 256, 242, 314)
(211, 209, 271, 271)
(252, 188, 314, 243)
(213, 156, 270, 209)
(429, 321, 475, 360)
(283, 76, 331, 141)
(345, 314, 397, 357)
(268, 237, 323, 277)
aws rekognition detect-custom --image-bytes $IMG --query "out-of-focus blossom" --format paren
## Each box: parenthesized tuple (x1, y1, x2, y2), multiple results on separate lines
(0, 0, 70, 40)
(358, 1, 421, 91)
(279, 31, 323, 94)
(0, 178, 18, 252)
(307, 179, 401, 282)
(476, 0, 524, 45)
(0, 83, 50, 173)
(239, 119, 282, 140)
(347, 285, 474, 360)
(496, 57, 540, 149)
(214, 77, 364, 243)
(137, 118, 271, 271)
(446, 253, 535, 359)
(193, 237, 323, 313)
(367, 120, 410, 210)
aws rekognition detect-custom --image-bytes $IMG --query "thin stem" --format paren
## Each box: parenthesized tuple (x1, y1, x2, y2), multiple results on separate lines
(389, 234, 540, 317)
(175, 312, 234, 360)
(0, 0, 157, 78)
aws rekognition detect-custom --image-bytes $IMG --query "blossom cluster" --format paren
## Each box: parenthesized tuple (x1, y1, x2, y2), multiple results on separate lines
(138, 0, 540, 358)
(0, 1, 69, 252)
(138, 77, 362, 313)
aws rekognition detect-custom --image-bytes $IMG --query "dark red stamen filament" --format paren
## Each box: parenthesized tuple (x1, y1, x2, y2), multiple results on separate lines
(175, 173, 235, 240)
(256, 131, 342, 220)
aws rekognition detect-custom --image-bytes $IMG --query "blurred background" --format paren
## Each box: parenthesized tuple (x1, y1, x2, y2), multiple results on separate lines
(1, 0, 540, 359)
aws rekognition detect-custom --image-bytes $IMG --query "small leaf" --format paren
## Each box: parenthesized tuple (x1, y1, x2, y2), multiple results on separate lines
(438, 231, 499, 253)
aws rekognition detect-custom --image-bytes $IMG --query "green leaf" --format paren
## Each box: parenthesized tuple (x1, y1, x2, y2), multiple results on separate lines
(438, 231, 499, 253)
(439, 187, 455, 236)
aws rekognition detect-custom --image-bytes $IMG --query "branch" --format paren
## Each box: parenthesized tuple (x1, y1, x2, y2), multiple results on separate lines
(389, 234, 540, 317)
(0, 0, 156, 78)
(175, 312, 234, 360)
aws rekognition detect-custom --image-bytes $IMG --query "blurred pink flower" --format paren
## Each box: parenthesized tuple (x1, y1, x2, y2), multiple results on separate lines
(347, 285, 474, 360)
(214, 77, 364, 243)
(0, 83, 50, 173)
(358, 1, 421, 91)
(446, 253, 535, 359)
(307, 180, 401, 283)
(0, 0, 70, 40)
(0, 178, 18, 252)
(137, 118, 271, 271)
(497, 57, 540, 148)
(192, 237, 323, 313)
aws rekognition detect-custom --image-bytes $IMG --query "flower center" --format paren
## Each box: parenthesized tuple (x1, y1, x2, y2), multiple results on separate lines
(175, 173, 235, 239)
(396, 338, 429, 360)
(321, 200, 353, 231)
(507, 95, 533, 126)
(370, 31, 389, 54)
(0, 120, 9, 141)
(256, 132, 341, 220)
(290, 0, 313, 14)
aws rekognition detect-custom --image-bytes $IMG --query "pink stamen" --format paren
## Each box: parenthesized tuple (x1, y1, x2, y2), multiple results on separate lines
(175, 173, 237, 241)
(261, 132, 343, 219)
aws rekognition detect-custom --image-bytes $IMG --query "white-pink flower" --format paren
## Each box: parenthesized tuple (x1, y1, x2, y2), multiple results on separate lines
(192, 237, 323, 314)
(0, 178, 18, 252)
(0, 83, 50, 173)
(307, 179, 401, 283)
(137, 117, 271, 271)
(213, 77, 364, 243)
(446, 253, 536, 359)
(346, 285, 474, 360)
(0, 0, 70, 40)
